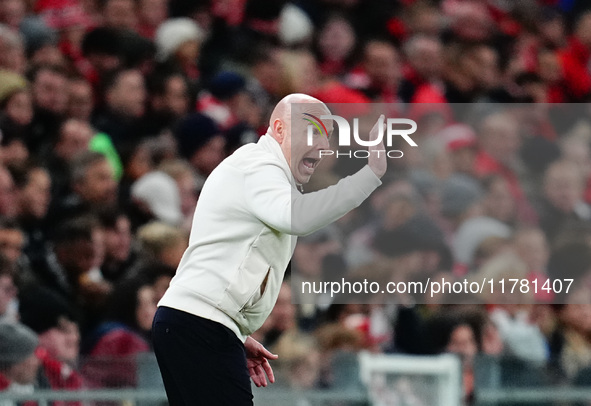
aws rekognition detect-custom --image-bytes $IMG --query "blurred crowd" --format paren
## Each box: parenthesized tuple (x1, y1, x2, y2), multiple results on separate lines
(1, 0, 591, 404)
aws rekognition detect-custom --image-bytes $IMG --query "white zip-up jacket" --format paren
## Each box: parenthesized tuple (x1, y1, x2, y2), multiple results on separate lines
(158, 134, 382, 341)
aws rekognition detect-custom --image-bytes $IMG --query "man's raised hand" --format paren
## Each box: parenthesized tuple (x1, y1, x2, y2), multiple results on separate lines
(368, 114, 387, 178)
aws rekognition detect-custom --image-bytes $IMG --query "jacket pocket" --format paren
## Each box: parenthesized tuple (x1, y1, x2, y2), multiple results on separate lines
(239, 266, 279, 335)
(218, 244, 270, 321)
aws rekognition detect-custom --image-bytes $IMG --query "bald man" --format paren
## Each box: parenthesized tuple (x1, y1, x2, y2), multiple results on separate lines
(153, 94, 386, 405)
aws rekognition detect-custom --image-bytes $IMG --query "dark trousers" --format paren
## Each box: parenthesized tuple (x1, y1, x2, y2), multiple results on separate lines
(152, 306, 253, 406)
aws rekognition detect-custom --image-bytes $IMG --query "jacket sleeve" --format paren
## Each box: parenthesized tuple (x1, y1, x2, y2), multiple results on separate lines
(243, 162, 382, 236)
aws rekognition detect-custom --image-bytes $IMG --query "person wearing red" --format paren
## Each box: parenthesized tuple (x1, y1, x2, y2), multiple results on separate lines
(81, 277, 155, 388)
(558, 11, 591, 101)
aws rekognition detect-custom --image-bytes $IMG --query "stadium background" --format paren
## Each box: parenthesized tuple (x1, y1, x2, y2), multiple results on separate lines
(1, 0, 591, 404)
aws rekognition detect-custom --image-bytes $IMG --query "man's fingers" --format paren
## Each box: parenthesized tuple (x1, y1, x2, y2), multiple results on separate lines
(259, 346, 279, 360)
(255, 364, 267, 387)
(249, 367, 261, 387)
(262, 358, 275, 384)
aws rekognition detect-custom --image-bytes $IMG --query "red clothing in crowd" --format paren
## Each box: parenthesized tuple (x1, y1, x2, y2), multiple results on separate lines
(411, 83, 447, 104)
(559, 37, 591, 101)
(37, 348, 84, 406)
(82, 324, 150, 388)
(196, 93, 239, 131)
(0, 348, 83, 406)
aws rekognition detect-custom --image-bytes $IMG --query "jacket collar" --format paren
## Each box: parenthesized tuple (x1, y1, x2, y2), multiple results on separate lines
(257, 132, 300, 190)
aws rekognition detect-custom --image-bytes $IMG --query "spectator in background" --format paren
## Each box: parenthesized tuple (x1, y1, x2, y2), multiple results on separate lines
(315, 14, 357, 78)
(117, 139, 154, 214)
(348, 39, 402, 103)
(369, 214, 449, 304)
(0, 69, 32, 128)
(0, 257, 17, 323)
(24, 25, 64, 69)
(314, 321, 364, 389)
(174, 112, 225, 180)
(426, 310, 479, 402)
(45, 118, 92, 201)
(154, 18, 203, 82)
(135, 221, 188, 269)
(291, 228, 342, 315)
(0, 166, 17, 219)
(513, 227, 550, 283)
(27, 65, 69, 154)
(481, 175, 517, 226)
(67, 151, 115, 211)
(97, 209, 134, 283)
(66, 75, 94, 121)
(0, 127, 29, 172)
(416, 42, 492, 104)
(18, 286, 85, 399)
(48, 151, 117, 231)
(19, 286, 81, 366)
(439, 174, 484, 233)
(538, 8, 566, 49)
(484, 259, 548, 365)
(252, 282, 298, 349)
(93, 68, 147, 150)
(13, 164, 51, 263)
(127, 261, 176, 303)
(559, 11, 591, 101)
(279, 50, 321, 97)
(144, 69, 191, 136)
(435, 124, 478, 177)
(474, 111, 537, 223)
(550, 286, 591, 381)
(198, 71, 252, 131)
(28, 216, 104, 327)
(245, 43, 282, 113)
(0, 219, 24, 273)
(0, 0, 25, 29)
(130, 171, 183, 227)
(158, 159, 199, 230)
(100, 0, 137, 31)
(81, 277, 156, 388)
(559, 135, 591, 205)
(539, 160, 591, 242)
(0, 24, 26, 74)
(0, 75, 32, 168)
(453, 216, 512, 276)
(0, 322, 40, 396)
(80, 27, 122, 86)
(277, 3, 313, 48)
(400, 34, 443, 103)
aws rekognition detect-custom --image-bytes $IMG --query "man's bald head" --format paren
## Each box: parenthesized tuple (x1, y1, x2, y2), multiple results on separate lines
(268, 93, 329, 134)
(267, 93, 332, 185)
(268, 93, 331, 144)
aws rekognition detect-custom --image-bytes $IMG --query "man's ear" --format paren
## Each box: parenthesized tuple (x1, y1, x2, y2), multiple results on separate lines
(273, 119, 284, 143)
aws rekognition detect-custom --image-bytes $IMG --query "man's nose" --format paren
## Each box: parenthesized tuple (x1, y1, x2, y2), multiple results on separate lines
(317, 135, 330, 150)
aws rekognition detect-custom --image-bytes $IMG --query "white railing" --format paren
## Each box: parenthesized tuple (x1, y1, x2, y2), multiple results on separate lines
(359, 352, 463, 406)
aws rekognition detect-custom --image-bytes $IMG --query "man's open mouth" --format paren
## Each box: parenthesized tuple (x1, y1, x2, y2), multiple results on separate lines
(303, 157, 319, 169)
